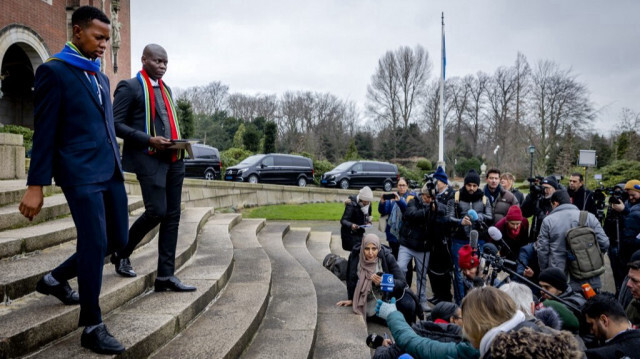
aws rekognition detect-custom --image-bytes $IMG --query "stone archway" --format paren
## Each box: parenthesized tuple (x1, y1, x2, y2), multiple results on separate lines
(0, 24, 50, 128)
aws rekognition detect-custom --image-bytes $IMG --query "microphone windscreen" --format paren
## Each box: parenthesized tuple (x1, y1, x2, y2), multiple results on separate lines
(469, 230, 479, 250)
(488, 226, 502, 241)
(467, 209, 478, 221)
(483, 242, 499, 256)
(366, 333, 384, 349)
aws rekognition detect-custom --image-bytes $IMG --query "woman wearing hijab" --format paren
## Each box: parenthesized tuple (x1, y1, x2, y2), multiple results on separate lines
(337, 234, 418, 324)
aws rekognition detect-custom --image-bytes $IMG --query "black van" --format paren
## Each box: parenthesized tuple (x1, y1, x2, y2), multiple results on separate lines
(224, 153, 314, 187)
(184, 144, 221, 180)
(321, 160, 398, 191)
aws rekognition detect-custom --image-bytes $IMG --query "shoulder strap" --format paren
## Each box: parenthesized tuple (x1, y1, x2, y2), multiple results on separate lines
(579, 211, 588, 227)
(455, 191, 460, 203)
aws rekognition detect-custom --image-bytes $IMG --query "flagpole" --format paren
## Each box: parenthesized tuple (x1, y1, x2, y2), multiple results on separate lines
(438, 12, 446, 170)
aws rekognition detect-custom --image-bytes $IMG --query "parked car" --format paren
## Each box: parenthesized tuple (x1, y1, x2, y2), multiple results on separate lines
(321, 160, 398, 191)
(184, 144, 221, 180)
(224, 153, 314, 187)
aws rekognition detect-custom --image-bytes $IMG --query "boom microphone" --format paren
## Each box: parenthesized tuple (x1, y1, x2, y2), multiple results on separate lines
(467, 209, 479, 221)
(469, 230, 479, 251)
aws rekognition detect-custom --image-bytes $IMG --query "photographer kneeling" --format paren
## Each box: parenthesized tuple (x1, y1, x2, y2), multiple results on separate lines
(337, 234, 419, 325)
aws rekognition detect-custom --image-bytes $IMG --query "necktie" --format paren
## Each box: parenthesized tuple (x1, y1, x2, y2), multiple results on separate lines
(86, 71, 102, 105)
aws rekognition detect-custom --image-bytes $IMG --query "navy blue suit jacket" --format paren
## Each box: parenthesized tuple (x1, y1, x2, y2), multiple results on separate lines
(27, 60, 123, 187)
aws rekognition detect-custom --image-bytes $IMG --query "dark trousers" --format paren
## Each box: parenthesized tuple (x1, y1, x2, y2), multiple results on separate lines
(427, 238, 453, 303)
(120, 160, 184, 277)
(52, 175, 129, 326)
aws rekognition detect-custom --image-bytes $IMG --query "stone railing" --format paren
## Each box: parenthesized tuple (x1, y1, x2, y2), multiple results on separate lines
(0, 133, 26, 180)
(123, 173, 382, 209)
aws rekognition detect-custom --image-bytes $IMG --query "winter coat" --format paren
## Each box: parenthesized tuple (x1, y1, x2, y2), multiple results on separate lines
(568, 186, 597, 216)
(515, 243, 540, 296)
(378, 192, 412, 244)
(384, 311, 479, 359)
(340, 195, 371, 251)
(621, 202, 640, 264)
(585, 329, 640, 359)
(536, 204, 609, 281)
(448, 189, 493, 241)
(373, 320, 463, 359)
(399, 195, 435, 252)
(484, 185, 519, 224)
(619, 276, 633, 310)
(558, 285, 587, 316)
(521, 194, 553, 241)
(510, 188, 525, 205)
(346, 244, 407, 301)
(627, 298, 640, 327)
(494, 217, 532, 262)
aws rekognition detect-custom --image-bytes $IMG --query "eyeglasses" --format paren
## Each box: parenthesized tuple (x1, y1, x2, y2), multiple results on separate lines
(398, 184, 407, 187)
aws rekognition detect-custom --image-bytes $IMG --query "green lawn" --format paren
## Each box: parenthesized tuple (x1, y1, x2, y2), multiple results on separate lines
(243, 202, 382, 221)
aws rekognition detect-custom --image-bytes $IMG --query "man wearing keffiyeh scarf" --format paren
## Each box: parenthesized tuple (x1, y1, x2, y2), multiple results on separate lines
(112, 44, 196, 293)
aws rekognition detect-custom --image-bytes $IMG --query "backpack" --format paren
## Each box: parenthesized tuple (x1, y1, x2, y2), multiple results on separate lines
(565, 211, 605, 279)
(323, 253, 348, 281)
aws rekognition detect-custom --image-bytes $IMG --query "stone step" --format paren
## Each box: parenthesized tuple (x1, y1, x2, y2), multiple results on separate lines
(0, 195, 143, 261)
(151, 218, 270, 359)
(284, 228, 369, 359)
(28, 211, 237, 359)
(0, 183, 61, 208)
(330, 234, 350, 258)
(0, 192, 144, 232)
(240, 223, 317, 359)
(0, 207, 211, 358)
(307, 231, 334, 264)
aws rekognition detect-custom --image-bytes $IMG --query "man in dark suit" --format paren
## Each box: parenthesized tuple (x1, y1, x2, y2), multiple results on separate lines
(112, 44, 195, 292)
(584, 293, 640, 359)
(19, 6, 127, 354)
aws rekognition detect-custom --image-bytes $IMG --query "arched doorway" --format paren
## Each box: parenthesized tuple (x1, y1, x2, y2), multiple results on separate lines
(0, 25, 50, 128)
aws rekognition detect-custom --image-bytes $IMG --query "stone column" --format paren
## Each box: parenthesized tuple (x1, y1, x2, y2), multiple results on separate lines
(0, 133, 26, 179)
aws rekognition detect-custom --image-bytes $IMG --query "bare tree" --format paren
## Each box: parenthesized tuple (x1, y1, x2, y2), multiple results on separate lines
(227, 93, 278, 122)
(486, 66, 517, 167)
(464, 71, 489, 155)
(178, 81, 229, 116)
(366, 45, 431, 157)
(529, 60, 594, 171)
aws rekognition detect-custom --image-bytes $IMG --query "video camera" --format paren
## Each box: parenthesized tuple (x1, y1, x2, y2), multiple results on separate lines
(526, 176, 545, 198)
(606, 186, 628, 205)
(423, 173, 438, 198)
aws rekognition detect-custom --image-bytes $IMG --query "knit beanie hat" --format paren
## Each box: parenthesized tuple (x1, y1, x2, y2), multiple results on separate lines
(542, 300, 580, 333)
(624, 179, 640, 193)
(505, 205, 524, 222)
(358, 186, 373, 202)
(464, 170, 481, 186)
(538, 268, 568, 292)
(433, 166, 448, 184)
(458, 244, 479, 270)
(541, 176, 559, 189)
(430, 301, 459, 322)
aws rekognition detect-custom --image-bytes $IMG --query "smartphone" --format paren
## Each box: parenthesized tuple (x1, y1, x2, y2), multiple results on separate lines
(382, 193, 396, 200)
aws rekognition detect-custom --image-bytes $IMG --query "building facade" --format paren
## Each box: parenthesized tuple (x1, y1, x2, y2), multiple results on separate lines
(0, 0, 130, 128)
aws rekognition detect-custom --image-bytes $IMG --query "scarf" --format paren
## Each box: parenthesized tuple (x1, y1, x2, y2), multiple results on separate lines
(49, 41, 101, 72)
(137, 69, 182, 161)
(353, 234, 381, 319)
(479, 310, 526, 358)
(459, 187, 485, 203)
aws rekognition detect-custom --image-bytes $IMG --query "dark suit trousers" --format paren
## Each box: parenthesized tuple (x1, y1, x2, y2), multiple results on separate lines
(52, 174, 129, 327)
(121, 160, 184, 277)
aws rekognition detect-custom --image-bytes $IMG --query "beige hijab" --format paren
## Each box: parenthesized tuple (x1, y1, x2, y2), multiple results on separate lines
(353, 234, 380, 318)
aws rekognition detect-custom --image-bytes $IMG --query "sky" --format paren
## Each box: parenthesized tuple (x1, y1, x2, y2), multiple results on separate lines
(130, 1, 640, 134)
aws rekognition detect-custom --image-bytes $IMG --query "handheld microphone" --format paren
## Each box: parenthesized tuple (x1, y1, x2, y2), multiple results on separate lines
(467, 209, 478, 221)
(487, 226, 502, 241)
(469, 230, 479, 252)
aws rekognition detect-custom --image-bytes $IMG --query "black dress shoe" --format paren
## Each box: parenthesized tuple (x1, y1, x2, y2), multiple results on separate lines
(81, 323, 125, 355)
(36, 276, 80, 305)
(154, 276, 196, 292)
(113, 257, 137, 277)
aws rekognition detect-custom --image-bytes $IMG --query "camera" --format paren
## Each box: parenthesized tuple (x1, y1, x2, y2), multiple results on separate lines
(607, 186, 628, 205)
(526, 176, 545, 198)
(382, 193, 396, 200)
(423, 173, 437, 198)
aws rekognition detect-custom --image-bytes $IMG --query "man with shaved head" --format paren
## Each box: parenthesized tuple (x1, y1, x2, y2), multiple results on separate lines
(112, 44, 196, 292)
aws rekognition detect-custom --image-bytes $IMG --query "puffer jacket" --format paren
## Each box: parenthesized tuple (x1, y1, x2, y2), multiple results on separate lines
(346, 244, 407, 301)
(448, 189, 492, 241)
(621, 202, 640, 263)
(536, 204, 609, 274)
(484, 185, 518, 224)
(373, 320, 463, 359)
(340, 195, 371, 251)
(385, 311, 479, 359)
(399, 195, 435, 252)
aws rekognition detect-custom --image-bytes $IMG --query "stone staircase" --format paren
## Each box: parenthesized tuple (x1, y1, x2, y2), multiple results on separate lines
(0, 182, 371, 359)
